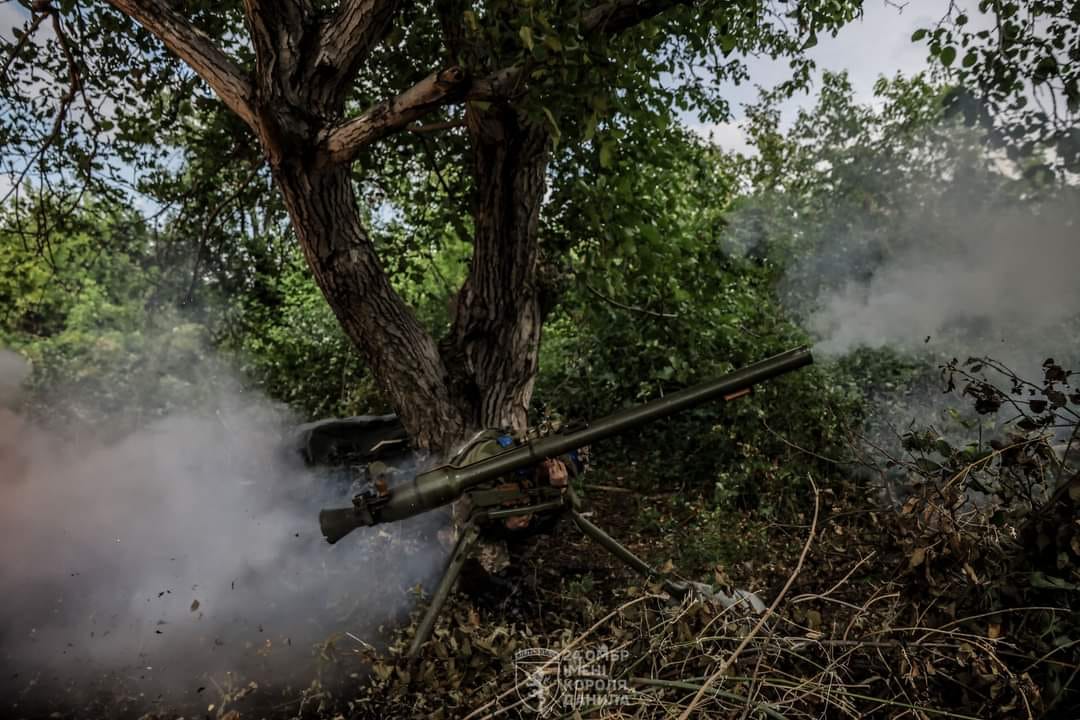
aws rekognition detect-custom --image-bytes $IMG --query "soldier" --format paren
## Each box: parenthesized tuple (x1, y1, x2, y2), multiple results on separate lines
(446, 430, 584, 576)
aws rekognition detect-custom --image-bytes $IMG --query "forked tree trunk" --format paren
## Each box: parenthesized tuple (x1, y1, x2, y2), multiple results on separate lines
(103, 0, 553, 452)
(272, 161, 473, 450)
(268, 109, 549, 452)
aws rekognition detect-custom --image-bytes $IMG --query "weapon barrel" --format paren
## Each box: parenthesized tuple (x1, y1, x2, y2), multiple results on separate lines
(452, 345, 812, 488)
(321, 346, 812, 538)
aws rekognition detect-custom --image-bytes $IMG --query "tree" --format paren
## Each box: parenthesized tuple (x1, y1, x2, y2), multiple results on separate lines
(913, 1, 1080, 178)
(1, 0, 860, 450)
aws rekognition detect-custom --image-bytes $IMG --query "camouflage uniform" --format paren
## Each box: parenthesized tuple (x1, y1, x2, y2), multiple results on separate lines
(446, 430, 579, 574)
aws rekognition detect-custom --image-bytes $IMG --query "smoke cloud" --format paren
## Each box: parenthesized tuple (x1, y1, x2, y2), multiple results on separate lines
(807, 199, 1080, 363)
(0, 348, 444, 716)
(0, 348, 30, 407)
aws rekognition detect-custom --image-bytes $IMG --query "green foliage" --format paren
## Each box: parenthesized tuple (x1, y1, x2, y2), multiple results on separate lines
(1, 0, 864, 345)
(532, 126, 861, 511)
(913, 2, 1080, 177)
(0, 196, 230, 430)
(228, 253, 387, 419)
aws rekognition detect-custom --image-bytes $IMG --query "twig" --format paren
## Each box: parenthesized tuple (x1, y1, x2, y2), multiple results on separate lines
(584, 283, 679, 319)
(762, 417, 854, 466)
(630, 677, 789, 720)
(184, 161, 264, 304)
(582, 483, 636, 494)
(407, 118, 466, 133)
(1, 4, 50, 80)
(677, 474, 820, 720)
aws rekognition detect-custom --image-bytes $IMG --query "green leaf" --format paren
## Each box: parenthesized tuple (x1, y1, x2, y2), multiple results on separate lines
(541, 106, 561, 145)
(1030, 572, 1078, 591)
(598, 142, 614, 169)
(720, 35, 736, 55)
(519, 25, 534, 51)
(911, 28, 928, 42)
(940, 46, 957, 66)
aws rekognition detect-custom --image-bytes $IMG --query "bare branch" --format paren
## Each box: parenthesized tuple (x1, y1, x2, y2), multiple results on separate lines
(242, 0, 309, 104)
(1, 5, 50, 81)
(103, 0, 257, 129)
(584, 283, 679, 319)
(319, 66, 468, 164)
(465, 65, 524, 100)
(185, 161, 265, 304)
(0, 12, 80, 208)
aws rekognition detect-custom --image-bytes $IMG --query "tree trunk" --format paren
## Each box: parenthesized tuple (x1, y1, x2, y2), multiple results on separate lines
(441, 105, 550, 434)
(95, 0, 670, 455)
(217, 3, 551, 452)
(268, 108, 549, 452)
(272, 160, 472, 450)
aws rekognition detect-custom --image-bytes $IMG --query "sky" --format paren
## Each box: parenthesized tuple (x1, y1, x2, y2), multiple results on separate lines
(690, 0, 948, 153)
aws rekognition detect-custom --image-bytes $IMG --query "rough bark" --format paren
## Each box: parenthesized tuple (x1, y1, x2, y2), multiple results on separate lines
(105, 0, 257, 127)
(234, 0, 478, 450)
(272, 161, 470, 449)
(441, 105, 551, 433)
(320, 67, 469, 165)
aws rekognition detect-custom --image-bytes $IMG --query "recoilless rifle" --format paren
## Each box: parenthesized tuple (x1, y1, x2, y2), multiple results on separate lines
(320, 346, 813, 657)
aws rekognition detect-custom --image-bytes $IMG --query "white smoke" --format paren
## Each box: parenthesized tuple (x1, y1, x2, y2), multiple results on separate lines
(0, 348, 444, 715)
(809, 199, 1080, 362)
(0, 348, 30, 407)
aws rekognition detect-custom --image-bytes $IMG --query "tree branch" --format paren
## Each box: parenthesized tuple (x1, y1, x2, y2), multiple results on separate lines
(316, 0, 401, 81)
(319, 66, 468, 164)
(241, 0, 311, 106)
(584, 283, 680, 319)
(104, 0, 257, 129)
(408, 118, 466, 133)
(317, 0, 690, 163)
(581, 0, 694, 35)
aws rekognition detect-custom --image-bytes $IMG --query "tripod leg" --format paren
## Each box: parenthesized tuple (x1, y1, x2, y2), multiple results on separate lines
(407, 520, 481, 658)
(568, 508, 688, 598)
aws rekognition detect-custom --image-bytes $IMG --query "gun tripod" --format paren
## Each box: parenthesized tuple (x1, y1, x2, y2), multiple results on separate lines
(406, 486, 690, 658)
